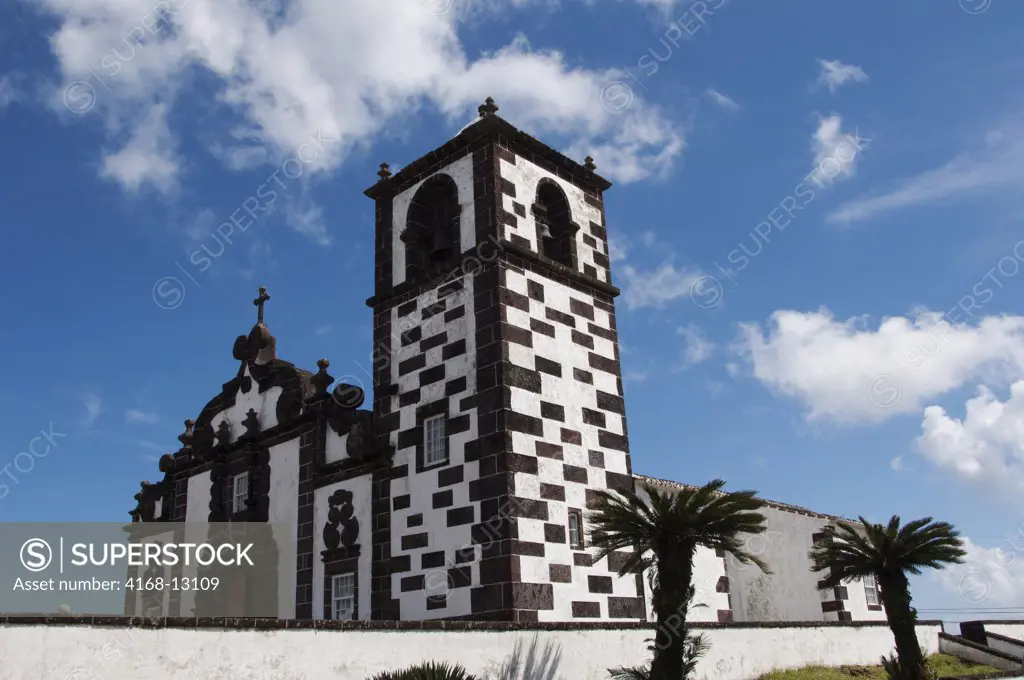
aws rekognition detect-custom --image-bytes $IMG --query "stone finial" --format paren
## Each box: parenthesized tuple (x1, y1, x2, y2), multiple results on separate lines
(253, 286, 271, 325)
(216, 419, 232, 448)
(584, 156, 596, 171)
(177, 419, 195, 447)
(311, 358, 334, 396)
(377, 163, 392, 179)
(478, 97, 499, 118)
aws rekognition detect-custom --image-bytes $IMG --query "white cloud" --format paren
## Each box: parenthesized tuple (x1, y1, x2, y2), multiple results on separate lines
(809, 115, 866, 185)
(124, 408, 158, 424)
(828, 121, 1024, 225)
(678, 324, 714, 366)
(82, 394, 102, 426)
(816, 59, 868, 94)
(933, 536, 1024, 610)
(100, 103, 179, 194)
(0, 75, 22, 109)
(735, 308, 1024, 424)
(620, 262, 702, 310)
(36, 0, 684, 193)
(916, 382, 1024, 495)
(608, 236, 630, 263)
(889, 455, 907, 472)
(705, 88, 738, 111)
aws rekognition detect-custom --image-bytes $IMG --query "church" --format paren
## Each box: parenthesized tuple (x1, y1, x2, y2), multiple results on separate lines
(128, 97, 884, 626)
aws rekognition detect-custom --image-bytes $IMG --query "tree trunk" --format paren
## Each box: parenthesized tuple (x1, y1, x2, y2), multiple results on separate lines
(878, 571, 926, 680)
(649, 543, 696, 680)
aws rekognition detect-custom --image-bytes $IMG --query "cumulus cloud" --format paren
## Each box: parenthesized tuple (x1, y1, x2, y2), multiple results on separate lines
(816, 59, 869, 94)
(809, 115, 867, 185)
(916, 382, 1024, 495)
(735, 308, 1024, 424)
(34, 0, 684, 198)
(933, 536, 1024, 610)
(100, 103, 179, 193)
(620, 262, 702, 310)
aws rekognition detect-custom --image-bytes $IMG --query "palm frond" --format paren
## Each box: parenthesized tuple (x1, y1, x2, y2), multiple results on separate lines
(809, 515, 966, 589)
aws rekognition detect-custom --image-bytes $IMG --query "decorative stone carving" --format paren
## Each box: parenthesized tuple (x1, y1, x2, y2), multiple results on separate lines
(310, 358, 334, 397)
(275, 387, 303, 427)
(177, 419, 194, 450)
(346, 411, 374, 460)
(322, 488, 360, 560)
(241, 408, 260, 438)
(215, 420, 232, 449)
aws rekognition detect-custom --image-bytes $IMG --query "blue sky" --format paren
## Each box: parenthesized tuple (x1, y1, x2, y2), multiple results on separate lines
(1, 0, 1023, 622)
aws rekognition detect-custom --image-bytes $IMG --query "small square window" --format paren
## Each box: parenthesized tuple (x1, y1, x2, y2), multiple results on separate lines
(568, 510, 584, 549)
(863, 574, 880, 607)
(232, 472, 249, 514)
(423, 415, 447, 466)
(331, 573, 355, 620)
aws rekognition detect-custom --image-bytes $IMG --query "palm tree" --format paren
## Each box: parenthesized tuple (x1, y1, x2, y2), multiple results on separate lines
(808, 516, 966, 680)
(589, 479, 771, 680)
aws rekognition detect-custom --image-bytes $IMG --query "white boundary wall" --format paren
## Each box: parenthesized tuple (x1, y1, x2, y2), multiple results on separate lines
(0, 621, 941, 680)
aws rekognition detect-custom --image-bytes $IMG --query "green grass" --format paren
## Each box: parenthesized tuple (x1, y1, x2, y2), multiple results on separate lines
(758, 654, 1000, 679)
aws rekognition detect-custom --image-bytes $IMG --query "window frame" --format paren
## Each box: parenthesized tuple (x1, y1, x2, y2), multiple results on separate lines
(863, 573, 881, 608)
(423, 413, 447, 467)
(568, 508, 584, 550)
(330, 572, 356, 621)
(232, 471, 249, 514)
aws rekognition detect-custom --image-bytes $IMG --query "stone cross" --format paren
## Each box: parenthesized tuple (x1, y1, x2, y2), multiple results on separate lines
(253, 287, 270, 324)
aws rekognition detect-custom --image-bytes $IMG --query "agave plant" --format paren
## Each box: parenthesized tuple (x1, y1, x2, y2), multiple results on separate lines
(368, 660, 480, 680)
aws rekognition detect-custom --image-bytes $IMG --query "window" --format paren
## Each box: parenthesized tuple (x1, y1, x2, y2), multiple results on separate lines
(533, 181, 576, 268)
(403, 174, 461, 282)
(568, 509, 584, 549)
(232, 472, 249, 514)
(863, 574, 880, 607)
(331, 573, 355, 620)
(423, 414, 446, 466)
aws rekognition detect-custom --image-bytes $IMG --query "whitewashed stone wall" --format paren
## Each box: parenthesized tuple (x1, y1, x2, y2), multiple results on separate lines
(386, 272, 478, 619)
(313, 476, 374, 620)
(209, 366, 283, 436)
(391, 155, 478, 288)
(0, 622, 943, 680)
(184, 471, 211, 523)
(988, 623, 1024, 643)
(324, 429, 349, 464)
(498, 156, 610, 284)
(268, 438, 300, 619)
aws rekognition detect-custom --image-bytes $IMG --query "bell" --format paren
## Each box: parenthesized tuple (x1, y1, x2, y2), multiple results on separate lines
(430, 228, 453, 260)
(538, 221, 553, 240)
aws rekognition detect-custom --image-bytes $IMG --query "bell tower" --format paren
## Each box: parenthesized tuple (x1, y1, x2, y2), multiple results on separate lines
(363, 98, 643, 622)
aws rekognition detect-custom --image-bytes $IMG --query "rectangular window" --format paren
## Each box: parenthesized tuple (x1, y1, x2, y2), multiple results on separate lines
(423, 414, 446, 466)
(331, 573, 355, 620)
(568, 509, 584, 549)
(864, 574, 880, 607)
(232, 472, 249, 514)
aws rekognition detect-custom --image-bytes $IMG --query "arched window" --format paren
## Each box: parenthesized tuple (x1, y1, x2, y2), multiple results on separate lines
(532, 180, 577, 269)
(402, 174, 461, 282)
